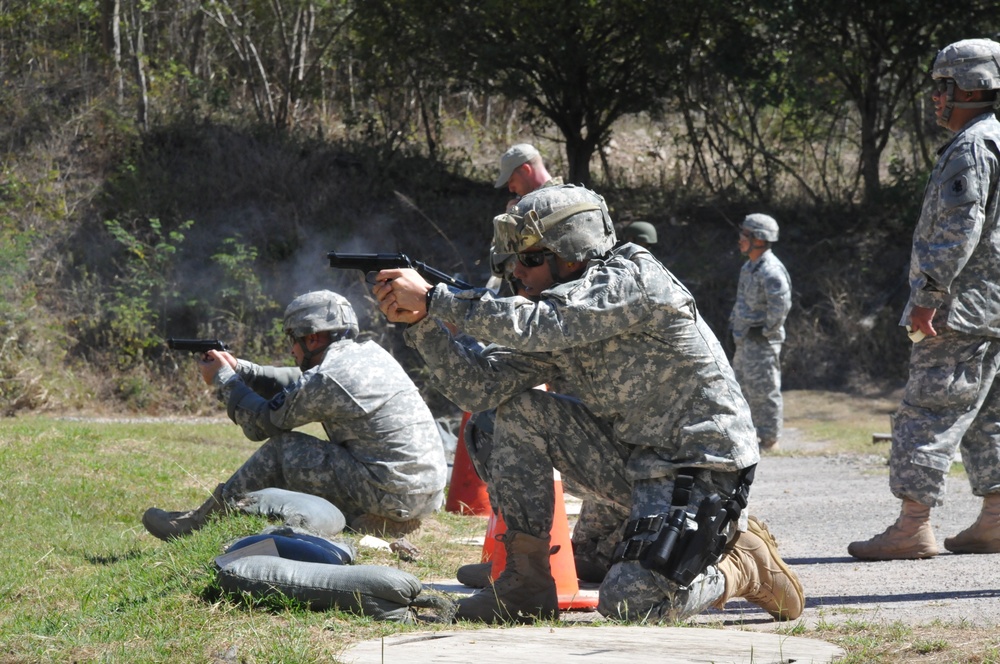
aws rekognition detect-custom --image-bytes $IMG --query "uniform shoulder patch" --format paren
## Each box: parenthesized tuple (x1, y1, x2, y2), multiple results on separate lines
(269, 391, 287, 411)
(941, 169, 978, 207)
(941, 150, 979, 208)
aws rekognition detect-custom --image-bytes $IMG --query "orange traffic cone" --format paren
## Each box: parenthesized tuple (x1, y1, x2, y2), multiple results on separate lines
(445, 412, 492, 515)
(487, 470, 599, 610)
(480, 508, 505, 566)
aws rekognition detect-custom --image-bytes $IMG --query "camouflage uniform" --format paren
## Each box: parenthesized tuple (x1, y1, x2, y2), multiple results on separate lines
(406, 242, 759, 621)
(892, 111, 1000, 507)
(465, 401, 628, 577)
(730, 250, 792, 443)
(212, 338, 447, 523)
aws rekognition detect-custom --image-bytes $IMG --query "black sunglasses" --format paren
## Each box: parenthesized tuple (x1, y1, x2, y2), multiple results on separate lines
(515, 250, 554, 268)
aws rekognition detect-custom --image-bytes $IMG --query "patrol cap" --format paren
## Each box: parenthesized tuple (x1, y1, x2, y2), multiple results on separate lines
(494, 143, 540, 188)
(741, 214, 780, 242)
(623, 221, 658, 245)
(283, 290, 359, 339)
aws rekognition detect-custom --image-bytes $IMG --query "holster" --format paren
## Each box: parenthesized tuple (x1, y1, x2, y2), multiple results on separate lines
(612, 465, 756, 587)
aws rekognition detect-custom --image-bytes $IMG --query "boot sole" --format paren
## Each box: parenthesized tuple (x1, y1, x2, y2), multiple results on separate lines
(747, 516, 804, 620)
(943, 540, 1000, 554)
(846, 544, 937, 560)
(455, 592, 559, 624)
(141, 509, 185, 541)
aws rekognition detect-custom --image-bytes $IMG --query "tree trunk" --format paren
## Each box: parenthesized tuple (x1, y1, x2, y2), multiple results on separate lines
(565, 135, 594, 188)
(111, 0, 122, 105)
(126, 0, 148, 131)
(860, 83, 882, 204)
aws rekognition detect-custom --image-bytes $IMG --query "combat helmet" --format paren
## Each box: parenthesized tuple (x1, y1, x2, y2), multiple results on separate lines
(932, 38, 1000, 125)
(624, 221, 658, 245)
(741, 213, 780, 243)
(283, 290, 359, 340)
(492, 184, 616, 263)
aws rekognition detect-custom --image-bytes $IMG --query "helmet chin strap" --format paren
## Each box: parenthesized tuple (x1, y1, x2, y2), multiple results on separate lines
(545, 253, 562, 285)
(939, 80, 997, 126)
(296, 340, 324, 371)
(297, 331, 350, 370)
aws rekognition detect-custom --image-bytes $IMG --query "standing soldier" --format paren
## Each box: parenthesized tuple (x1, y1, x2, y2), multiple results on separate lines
(730, 214, 792, 451)
(849, 38, 1000, 560)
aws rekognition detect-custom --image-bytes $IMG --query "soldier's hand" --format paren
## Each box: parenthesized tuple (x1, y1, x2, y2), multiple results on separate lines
(909, 305, 938, 339)
(373, 268, 431, 325)
(198, 350, 235, 385)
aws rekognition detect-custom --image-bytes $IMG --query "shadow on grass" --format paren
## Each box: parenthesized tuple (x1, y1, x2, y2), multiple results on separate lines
(84, 548, 147, 565)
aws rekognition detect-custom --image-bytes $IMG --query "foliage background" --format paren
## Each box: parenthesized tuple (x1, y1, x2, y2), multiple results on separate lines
(2, 1, 998, 417)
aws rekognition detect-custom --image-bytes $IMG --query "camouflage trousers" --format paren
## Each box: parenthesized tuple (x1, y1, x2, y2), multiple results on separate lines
(733, 335, 783, 442)
(467, 408, 627, 570)
(468, 388, 732, 622)
(222, 431, 443, 523)
(891, 329, 1000, 506)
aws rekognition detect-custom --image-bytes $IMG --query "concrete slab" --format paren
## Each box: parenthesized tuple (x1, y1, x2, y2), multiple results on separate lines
(340, 625, 844, 663)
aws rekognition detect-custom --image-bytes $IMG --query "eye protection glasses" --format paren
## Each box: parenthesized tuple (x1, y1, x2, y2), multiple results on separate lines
(933, 78, 954, 95)
(515, 250, 554, 268)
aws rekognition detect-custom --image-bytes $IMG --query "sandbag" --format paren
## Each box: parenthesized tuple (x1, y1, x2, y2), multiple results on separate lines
(233, 488, 346, 538)
(217, 557, 426, 622)
(226, 531, 355, 565)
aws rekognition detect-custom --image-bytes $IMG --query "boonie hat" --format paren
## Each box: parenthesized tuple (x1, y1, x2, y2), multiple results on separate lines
(494, 143, 540, 188)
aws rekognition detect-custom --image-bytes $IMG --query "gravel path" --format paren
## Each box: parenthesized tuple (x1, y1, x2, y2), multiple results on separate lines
(686, 427, 1000, 631)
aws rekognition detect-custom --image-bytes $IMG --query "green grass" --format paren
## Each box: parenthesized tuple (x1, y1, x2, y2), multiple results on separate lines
(1, 406, 997, 663)
(0, 417, 483, 662)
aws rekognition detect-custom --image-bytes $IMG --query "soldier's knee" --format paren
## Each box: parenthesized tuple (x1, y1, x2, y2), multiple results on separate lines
(596, 561, 665, 621)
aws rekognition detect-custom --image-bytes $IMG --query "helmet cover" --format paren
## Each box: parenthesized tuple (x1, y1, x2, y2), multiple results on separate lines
(933, 38, 1000, 91)
(741, 214, 780, 242)
(283, 290, 359, 339)
(492, 184, 616, 263)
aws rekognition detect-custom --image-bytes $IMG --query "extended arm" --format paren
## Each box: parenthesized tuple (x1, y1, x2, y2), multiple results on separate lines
(404, 318, 559, 413)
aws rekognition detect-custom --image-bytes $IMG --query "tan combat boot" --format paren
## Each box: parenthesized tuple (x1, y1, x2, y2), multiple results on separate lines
(455, 530, 559, 623)
(759, 437, 779, 452)
(847, 498, 938, 560)
(714, 516, 804, 621)
(944, 494, 1000, 554)
(142, 484, 227, 541)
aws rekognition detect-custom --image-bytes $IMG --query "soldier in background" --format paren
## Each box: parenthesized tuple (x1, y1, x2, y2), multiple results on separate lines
(621, 220, 658, 249)
(494, 143, 563, 210)
(142, 290, 447, 540)
(729, 214, 792, 451)
(849, 39, 1000, 560)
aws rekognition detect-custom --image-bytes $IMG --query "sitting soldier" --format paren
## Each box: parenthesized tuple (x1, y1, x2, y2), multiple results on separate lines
(143, 290, 447, 539)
